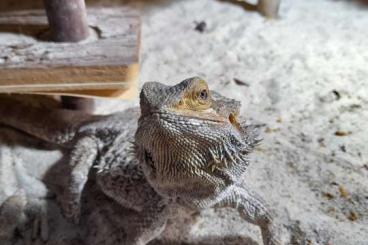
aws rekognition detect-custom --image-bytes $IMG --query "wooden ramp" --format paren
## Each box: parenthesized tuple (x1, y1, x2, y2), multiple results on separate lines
(0, 7, 140, 99)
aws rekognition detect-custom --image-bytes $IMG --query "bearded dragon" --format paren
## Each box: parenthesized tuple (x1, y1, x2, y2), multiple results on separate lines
(0, 77, 280, 245)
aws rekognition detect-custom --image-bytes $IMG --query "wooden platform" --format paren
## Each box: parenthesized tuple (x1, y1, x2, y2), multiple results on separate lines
(0, 7, 140, 99)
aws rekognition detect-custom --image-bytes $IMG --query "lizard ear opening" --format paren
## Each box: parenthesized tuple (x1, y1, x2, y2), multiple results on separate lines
(229, 113, 241, 131)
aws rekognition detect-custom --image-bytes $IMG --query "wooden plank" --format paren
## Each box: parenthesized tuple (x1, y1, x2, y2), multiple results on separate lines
(27, 83, 139, 99)
(0, 7, 140, 98)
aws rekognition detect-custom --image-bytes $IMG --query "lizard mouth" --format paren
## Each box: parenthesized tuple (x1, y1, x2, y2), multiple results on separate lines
(155, 110, 228, 124)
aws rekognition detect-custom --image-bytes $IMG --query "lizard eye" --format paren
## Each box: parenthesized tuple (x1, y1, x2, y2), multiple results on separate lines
(199, 89, 208, 100)
(171, 79, 211, 110)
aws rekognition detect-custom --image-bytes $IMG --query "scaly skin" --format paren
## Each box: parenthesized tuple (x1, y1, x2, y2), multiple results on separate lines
(0, 77, 280, 245)
(0, 191, 27, 245)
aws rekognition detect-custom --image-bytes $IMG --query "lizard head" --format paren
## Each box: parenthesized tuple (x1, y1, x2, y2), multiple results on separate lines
(135, 77, 261, 202)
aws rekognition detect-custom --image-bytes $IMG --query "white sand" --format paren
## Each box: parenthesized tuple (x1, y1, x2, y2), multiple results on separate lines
(1, 0, 367, 244)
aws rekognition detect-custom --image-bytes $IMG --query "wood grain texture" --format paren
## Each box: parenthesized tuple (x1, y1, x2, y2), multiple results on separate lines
(28, 83, 139, 99)
(0, 7, 140, 97)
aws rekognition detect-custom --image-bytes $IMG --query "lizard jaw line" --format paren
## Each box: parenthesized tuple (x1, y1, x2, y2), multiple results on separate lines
(152, 111, 228, 124)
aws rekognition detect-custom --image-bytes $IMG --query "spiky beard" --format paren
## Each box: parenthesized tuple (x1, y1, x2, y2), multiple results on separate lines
(135, 114, 261, 187)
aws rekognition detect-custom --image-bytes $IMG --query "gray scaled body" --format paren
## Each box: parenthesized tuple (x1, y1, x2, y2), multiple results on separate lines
(0, 77, 280, 245)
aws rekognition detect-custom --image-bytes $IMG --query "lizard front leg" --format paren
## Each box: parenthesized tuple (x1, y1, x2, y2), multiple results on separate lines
(60, 135, 99, 223)
(215, 185, 281, 245)
(0, 191, 49, 245)
(86, 191, 170, 245)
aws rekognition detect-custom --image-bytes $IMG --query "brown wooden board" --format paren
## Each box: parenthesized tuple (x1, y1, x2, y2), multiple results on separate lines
(28, 83, 139, 99)
(0, 7, 140, 98)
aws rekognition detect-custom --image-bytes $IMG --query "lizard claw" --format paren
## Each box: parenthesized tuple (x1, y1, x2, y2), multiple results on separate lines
(22, 198, 49, 244)
(261, 222, 282, 245)
(60, 198, 81, 224)
(0, 190, 49, 244)
(0, 190, 27, 243)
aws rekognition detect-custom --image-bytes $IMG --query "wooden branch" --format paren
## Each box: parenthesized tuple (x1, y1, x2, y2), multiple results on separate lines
(43, 0, 89, 42)
(61, 96, 94, 111)
(257, 0, 281, 18)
